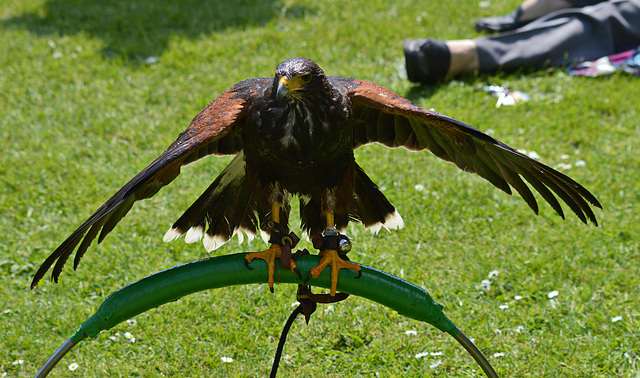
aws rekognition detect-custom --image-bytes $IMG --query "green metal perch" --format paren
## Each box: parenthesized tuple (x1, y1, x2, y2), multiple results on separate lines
(34, 253, 498, 377)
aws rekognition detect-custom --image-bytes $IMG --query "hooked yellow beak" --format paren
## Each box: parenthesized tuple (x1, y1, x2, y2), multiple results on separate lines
(276, 76, 290, 103)
(276, 74, 309, 103)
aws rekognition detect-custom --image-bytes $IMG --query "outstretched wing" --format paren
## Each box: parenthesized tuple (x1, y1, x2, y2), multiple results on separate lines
(31, 77, 271, 288)
(331, 77, 601, 225)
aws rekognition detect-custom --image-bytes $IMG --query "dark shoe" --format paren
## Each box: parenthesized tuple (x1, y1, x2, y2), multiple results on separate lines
(404, 39, 451, 84)
(474, 6, 529, 33)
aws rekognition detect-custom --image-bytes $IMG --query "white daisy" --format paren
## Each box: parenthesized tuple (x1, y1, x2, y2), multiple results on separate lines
(429, 360, 443, 369)
(124, 331, 135, 343)
(283, 354, 294, 365)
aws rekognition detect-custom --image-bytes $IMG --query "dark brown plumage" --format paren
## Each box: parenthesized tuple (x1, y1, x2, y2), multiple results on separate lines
(31, 57, 601, 289)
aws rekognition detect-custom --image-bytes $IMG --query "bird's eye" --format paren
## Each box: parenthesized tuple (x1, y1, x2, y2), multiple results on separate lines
(300, 73, 312, 82)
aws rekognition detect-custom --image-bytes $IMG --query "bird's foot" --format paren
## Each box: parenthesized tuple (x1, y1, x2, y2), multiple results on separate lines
(245, 244, 285, 293)
(304, 228, 360, 297)
(244, 224, 301, 292)
(304, 249, 361, 297)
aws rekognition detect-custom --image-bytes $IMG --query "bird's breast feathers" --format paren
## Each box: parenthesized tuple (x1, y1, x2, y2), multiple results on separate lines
(277, 102, 329, 150)
(255, 95, 350, 158)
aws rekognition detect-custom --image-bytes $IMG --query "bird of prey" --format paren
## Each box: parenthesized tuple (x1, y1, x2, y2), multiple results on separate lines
(31, 57, 601, 295)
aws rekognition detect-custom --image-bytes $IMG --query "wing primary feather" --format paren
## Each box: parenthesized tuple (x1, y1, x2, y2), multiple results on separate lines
(471, 153, 512, 194)
(74, 218, 107, 269)
(505, 154, 597, 225)
(514, 166, 566, 219)
(50, 235, 83, 283)
(488, 155, 539, 214)
(539, 164, 602, 210)
(529, 167, 587, 223)
(98, 195, 136, 244)
(537, 165, 598, 225)
(31, 234, 82, 287)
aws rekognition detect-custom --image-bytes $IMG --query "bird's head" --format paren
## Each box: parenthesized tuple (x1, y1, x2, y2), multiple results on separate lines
(274, 58, 329, 104)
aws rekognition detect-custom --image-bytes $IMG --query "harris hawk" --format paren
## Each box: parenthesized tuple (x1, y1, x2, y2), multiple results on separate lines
(31, 57, 601, 295)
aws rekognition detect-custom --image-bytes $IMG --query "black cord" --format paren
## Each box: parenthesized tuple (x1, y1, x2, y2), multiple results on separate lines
(270, 304, 304, 378)
(453, 331, 499, 378)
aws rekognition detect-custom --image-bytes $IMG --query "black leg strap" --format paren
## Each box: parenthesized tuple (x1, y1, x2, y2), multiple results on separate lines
(265, 221, 300, 271)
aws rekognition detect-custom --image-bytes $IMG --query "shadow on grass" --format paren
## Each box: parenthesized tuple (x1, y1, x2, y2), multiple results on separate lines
(1, 0, 310, 63)
(403, 72, 491, 103)
(404, 84, 440, 102)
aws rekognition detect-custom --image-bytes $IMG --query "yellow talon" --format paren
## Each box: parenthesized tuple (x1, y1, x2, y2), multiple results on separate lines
(308, 249, 361, 297)
(245, 244, 299, 292)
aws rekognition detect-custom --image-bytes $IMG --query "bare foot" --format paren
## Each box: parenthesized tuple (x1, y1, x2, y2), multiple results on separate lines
(519, 0, 573, 21)
(445, 40, 479, 78)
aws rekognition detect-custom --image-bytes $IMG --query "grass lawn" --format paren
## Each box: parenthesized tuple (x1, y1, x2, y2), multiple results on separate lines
(1, 0, 639, 376)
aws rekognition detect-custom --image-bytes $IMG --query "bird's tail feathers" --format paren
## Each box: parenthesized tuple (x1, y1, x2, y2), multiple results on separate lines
(351, 164, 404, 233)
(163, 152, 263, 251)
(299, 164, 403, 238)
